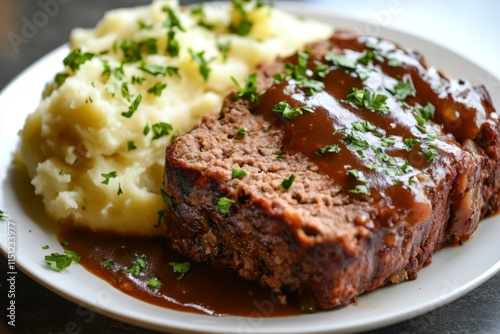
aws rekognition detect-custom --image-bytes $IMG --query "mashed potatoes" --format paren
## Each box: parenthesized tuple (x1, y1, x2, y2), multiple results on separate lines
(19, 0, 332, 235)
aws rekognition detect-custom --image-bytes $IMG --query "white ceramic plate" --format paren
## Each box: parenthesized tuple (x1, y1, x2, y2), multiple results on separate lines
(1, 3, 499, 334)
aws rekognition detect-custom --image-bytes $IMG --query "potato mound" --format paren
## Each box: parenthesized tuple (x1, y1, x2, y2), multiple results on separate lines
(19, 0, 331, 235)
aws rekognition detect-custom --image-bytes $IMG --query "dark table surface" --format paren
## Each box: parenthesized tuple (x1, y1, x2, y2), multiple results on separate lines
(1, 0, 499, 333)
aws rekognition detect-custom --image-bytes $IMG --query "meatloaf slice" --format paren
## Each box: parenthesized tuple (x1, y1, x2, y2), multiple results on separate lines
(163, 30, 500, 310)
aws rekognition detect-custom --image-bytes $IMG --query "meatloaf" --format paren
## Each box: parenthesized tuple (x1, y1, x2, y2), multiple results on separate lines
(163, 30, 500, 311)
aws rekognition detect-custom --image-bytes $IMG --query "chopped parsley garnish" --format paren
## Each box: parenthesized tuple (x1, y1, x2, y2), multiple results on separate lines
(101, 171, 118, 185)
(151, 122, 173, 140)
(160, 189, 172, 205)
(388, 78, 415, 101)
(102, 259, 113, 268)
(190, 5, 204, 15)
(346, 87, 389, 113)
(347, 169, 361, 179)
(415, 102, 436, 125)
(387, 57, 403, 67)
(314, 61, 329, 78)
(166, 29, 180, 57)
(404, 138, 420, 151)
(236, 127, 248, 136)
(162, 6, 185, 31)
(44, 250, 81, 272)
(232, 73, 259, 105)
(148, 82, 167, 96)
(117, 183, 123, 195)
(342, 131, 370, 151)
(123, 253, 147, 277)
(281, 51, 325, 95)
(352, 120, 375, 133)
(373, 147, 399, 166)
(188, 48, 214, 81)
(279, 174, 296, 190)
(381, 136, 396, 147)
(112, 66, 124, 81)
(143, 124, 150, 136)
(272, 101, 314, 119)
(121, 94, 142, 118)
(54, 72, 69, 87)
(217, 197, 235, 214)
(131, 76, 146, 84)
(138, 20, 153, 30)
(231, 168, 248, 179)
(349, 185, 370, 195)
(169, 261, 190, 280)
(357, 50, 375, 65)
(325, 51, 356, 70)
(315, 144, 340, 157)
(120, 38, 158, 63)
(63, 48, 94, 71)
(60, 240, 69, 246)
(138, 64, 167, 76)
(229, 0, 260, 36)
(217, 41, 231, 62)
(147, 277, 163, 288)
(421, 148, 438, 162)
(42, 245, 49, 250)
(121, 83, 130, 101)
(127, 141, 137, 151)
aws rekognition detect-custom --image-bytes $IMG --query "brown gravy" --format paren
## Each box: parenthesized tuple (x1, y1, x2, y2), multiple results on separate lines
(59, 228, 301, 317)
(254, 31, 493, 227)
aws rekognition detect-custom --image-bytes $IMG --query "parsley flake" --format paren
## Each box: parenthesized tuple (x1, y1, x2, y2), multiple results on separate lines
(160, 189, 171, 205)
(121, 83, 130, 101)
(162, 6, 185, 31)
(123, 253, 147, 277)
(127, 141, 137, 151)
(169, 262, 190, 280)
(138, 64, 167, 76)
(232, 73, 259, 105)
(103, 259, 113, 268)
(147, 277, 163, 288)
(349, 185, 370, 195)
(421, 148, 438, 162)
(388, 78, 415, 101)
(166, 29, 180, 57)
(231, 168, 248, 179)
(325, 52, 356, 70)
(188, 48, 214, 81)
(148, 82, 167, 96)
(236, 127, 248, 136)
(63, 48, 94, 72)
(272, 101, 314, 119)
(415, 102, 436, 125)
(217, 197, 235, 214)
(121, 94, 142, 118)
(346, 87, 389, 113)
(315, 144, 340, 157)
(279, 173, 296, 191)
(44, 251, 80, 272)
(151, 122, 173, 140)
(101, 171, 118, 185)
(343, 131, 370, 151)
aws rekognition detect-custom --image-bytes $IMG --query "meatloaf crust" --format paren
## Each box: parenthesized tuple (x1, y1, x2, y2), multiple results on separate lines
(163, 31, 500, 310)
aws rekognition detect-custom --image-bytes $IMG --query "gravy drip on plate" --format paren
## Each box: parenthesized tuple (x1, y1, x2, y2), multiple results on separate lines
(59, 228, 301, 317)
